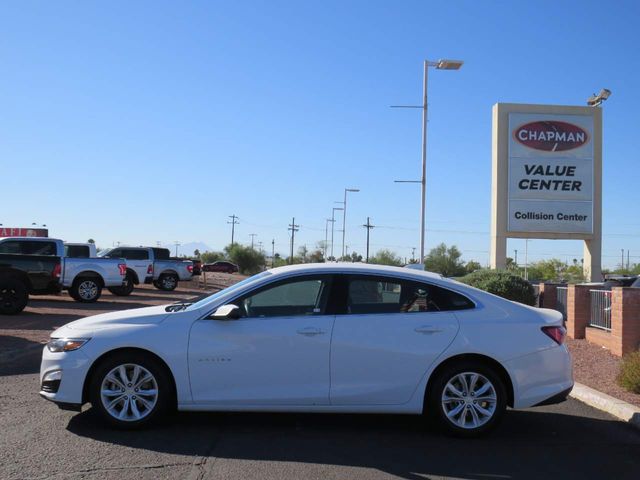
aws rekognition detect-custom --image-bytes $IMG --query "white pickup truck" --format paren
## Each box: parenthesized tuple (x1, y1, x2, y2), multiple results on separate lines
(0, 237, 126, 303)
(98, 246, 193, 294)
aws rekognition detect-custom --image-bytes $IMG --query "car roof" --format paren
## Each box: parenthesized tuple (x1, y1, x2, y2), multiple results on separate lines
(268, 262, 443, 280)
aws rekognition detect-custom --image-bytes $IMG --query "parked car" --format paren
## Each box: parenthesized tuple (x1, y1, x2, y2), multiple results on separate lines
(602, 275, 638, 289)
(202, 261, 239, 274)
(0, 253, 62, 314)
(64, 242, 97, 258)
(190, 259, 202, 276)
(98, 247, 193, 294)
(39, 263, 571, 436)
(0, 237, 126, 303)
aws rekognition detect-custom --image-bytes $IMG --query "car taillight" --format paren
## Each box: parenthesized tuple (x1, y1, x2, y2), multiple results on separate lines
(147, 264, 154, 275)
(52, 264, 62, 279)
(542, 326, 566, 345)
(118, 264, 127, 276)
(187, 264, 193, 273)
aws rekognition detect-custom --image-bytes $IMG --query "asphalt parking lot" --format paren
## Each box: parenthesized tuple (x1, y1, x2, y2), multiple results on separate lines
(1, 280, 639, 480)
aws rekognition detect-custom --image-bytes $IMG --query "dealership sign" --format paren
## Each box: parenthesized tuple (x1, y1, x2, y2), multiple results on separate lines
(508, 113, 594, 234)
(0, 227, 49, 238)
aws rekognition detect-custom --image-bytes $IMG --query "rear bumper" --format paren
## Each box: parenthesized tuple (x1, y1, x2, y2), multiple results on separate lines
(505, 344, 574, 409)
(533, 385, 573, 407)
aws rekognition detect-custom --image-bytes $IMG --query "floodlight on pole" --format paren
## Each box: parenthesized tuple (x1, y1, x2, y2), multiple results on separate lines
(587, 88, 612, 107)
(391, 57, 463, 263)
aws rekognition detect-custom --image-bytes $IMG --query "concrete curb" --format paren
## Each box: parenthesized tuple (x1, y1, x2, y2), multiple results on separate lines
(570, 382, 640, 430)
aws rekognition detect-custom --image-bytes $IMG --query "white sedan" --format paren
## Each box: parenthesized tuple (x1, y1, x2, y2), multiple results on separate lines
(40, 263, 572, 437)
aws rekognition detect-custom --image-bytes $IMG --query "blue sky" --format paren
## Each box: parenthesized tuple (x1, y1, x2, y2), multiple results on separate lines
(1, 1, 639, 267)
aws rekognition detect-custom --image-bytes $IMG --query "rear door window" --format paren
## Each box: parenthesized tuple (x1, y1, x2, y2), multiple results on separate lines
(65, 245, 90, 258)
(346, 275, 474, 314)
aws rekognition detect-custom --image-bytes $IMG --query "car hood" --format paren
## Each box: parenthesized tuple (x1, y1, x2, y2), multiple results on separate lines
(55, 305, 172, 335)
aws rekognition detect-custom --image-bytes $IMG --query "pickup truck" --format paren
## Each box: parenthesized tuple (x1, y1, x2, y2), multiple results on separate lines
(64, 242, 98, 258)
(0, 238, 126, 303)
(98, 246, 193, 294)
(0, 253, 62, 314)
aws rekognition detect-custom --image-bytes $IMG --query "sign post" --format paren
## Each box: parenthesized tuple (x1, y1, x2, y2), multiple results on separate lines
(490, 103, 602, 281)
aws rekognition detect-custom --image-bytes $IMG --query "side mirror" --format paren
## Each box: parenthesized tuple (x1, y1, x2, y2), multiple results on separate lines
(210, 304, 241, 320)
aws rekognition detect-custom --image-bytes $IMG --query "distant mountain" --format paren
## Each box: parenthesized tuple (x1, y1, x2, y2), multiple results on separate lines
(164, 242, 214, 258)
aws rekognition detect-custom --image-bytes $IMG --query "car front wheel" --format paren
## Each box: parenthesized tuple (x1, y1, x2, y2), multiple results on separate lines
(427, 361, 506, 438)
(156, 274, 178, 291)
(90, 352, 172, 428)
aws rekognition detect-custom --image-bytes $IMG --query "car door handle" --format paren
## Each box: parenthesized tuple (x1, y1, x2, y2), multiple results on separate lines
(296, 327, 325, 336)
(414, 325, 443, 334)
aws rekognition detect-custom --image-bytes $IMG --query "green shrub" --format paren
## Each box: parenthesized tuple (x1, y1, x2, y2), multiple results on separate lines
(617, 351, 640, 394)
(459, 269, 536, 306)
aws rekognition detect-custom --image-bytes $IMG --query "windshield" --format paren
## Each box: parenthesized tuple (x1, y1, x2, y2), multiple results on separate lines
(187, 271, 272, 311)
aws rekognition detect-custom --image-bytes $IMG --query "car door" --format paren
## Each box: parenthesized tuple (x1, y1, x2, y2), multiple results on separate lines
(120, 249, 151, 283)
(188, 274, 335, 405)
(330, 274, 469, 405)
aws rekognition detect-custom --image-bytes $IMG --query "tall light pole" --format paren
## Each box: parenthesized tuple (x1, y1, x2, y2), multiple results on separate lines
(330, 207, 343, 259)
(324, 218, 332, 259)
(341, 188, 360, 258)
(392, 58, 463, 263)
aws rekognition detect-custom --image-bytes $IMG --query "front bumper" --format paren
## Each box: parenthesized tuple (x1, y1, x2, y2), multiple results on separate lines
(39, 346, 92, 407)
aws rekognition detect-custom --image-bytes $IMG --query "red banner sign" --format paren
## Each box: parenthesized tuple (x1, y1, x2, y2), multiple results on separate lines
(0, 227, 49, 238)
(514, 121, 589, 152)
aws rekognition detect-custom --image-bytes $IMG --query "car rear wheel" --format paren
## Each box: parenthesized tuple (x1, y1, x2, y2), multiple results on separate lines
(155, 274, 178, 291)
(90, 352, 172, 429)
(70, 277, 102, 303)
(427, 361, 506, 438)
(0, 278, 29, 315)
(108, 272, 135, 296)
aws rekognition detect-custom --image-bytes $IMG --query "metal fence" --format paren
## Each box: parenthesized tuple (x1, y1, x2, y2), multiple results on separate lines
(556, 287, 568, 320)
(590, 289, 612, 331)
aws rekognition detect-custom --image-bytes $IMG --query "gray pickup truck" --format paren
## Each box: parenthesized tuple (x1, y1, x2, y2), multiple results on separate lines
(0, 237, 126, 303)
(98, 247, 193, 294)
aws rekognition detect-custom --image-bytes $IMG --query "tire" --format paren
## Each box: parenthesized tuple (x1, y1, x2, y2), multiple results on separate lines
(70, 277, 102, 303)
(152, 280, 161, 289)
(108, 272, 135, 296)
(89, 351, 173, 429)
(156, 274, 178, 291)
(427, 361, 507, 438)
(0, 278, 29, 315)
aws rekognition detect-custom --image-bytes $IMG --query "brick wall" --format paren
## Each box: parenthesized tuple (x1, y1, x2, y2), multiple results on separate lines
(539, 283, 558, 310)
(613, 287, 640, 356)
(565, 284, 591, 339)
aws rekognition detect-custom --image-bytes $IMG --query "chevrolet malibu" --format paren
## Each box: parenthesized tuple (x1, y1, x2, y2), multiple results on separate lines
(40, 263, 572, 437)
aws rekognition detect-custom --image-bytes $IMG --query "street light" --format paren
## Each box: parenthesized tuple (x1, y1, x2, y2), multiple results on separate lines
(341, 188, 359, 258)
(392, 58, 463, 263)
(330, 206, 343, 259)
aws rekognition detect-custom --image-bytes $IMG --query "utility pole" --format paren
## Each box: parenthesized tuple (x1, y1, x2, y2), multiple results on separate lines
(330, 207, 343, 259)
(249, 233, 257, 250)
(362, 217, 375, 263)
(324, 219, 331, 260)
(411, 248, 416, 263)
(627, 250, 630, 271)
(622, 248, 625, 270)
(227, 215, 239, 245)
(341, 188, 360, 258)
(514, 249, 518, 267)
(288, 217, 299, 264)
(271, 239, 275, 268)
(174, 241, 180, 257)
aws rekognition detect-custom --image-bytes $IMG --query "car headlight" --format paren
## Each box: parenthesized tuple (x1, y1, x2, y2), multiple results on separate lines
(46, 338, 90, 353)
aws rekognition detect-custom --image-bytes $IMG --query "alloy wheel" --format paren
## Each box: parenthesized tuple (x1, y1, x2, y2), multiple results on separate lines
(100, 364, 159, 422)
(78, 281, 98, 300)
(441, 372, 497, 429)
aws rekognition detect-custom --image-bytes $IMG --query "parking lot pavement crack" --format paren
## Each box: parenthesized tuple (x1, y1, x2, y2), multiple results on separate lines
(25, 462, 193, 480)
(186, 436, 223, 480)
